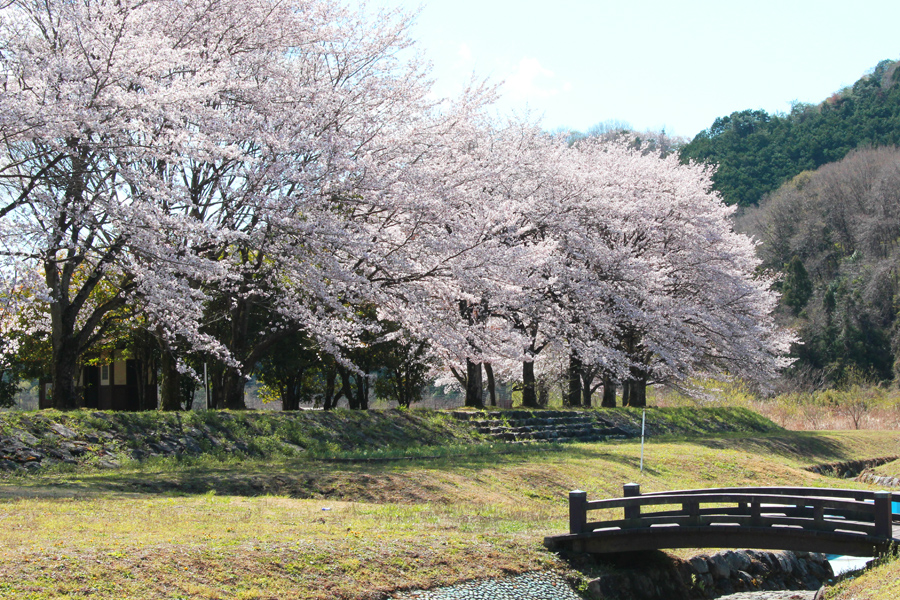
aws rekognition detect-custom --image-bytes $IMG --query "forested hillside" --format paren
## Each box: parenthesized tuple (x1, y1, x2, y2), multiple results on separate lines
(680, 58, 900, 206)
(739, 147, 900, 385)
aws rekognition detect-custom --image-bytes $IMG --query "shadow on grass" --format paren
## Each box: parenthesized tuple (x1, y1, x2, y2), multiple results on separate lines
(0, 431, 874, 502)
(0, 440, 648, 503)
(662, 432, 850, 463)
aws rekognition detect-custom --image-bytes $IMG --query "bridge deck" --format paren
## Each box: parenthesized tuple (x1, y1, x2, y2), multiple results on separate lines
(544, 485, 900, 557)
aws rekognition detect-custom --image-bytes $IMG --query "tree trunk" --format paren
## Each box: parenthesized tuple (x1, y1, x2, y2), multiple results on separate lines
(338, 367, 357, 409)
(567, 353, 582, 407)
(521, 360, 539, 408)
(621, 380, 631, 407)
(601, 378, 616, 407)
(538, 379, 549, 407)
(222, 368, 247, 410)
(207, 368, 222, 409)
(49, 337, 79, 409)
(465, 359, 483, 408)
(629, 378, 647, 407)
(159, 350, 183, 411)
(484, 363, 497, 407)
(356, 373, 369, 410)
(322, 368, 338, 410)
(281, 372, 302, 411)
(581, 371, 596, 407)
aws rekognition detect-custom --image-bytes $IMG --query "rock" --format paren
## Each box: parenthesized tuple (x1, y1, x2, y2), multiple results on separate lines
(0, 436, 25, 452)
(98, 458, 120, 469)
(150, 440, 176, 454)
(690, 556, 711, 574)
(47, 448, 76, 462)
(180, 436, 202, 454)
(709, 552, 732, 579)
(49, 422, 78, 438)
(15, 448, 43, 462)
(775, 553, 794, 574)
(792, 554, 809, 577)
(281, 442, 305, 455)
(735, 570, 755, 589)
(129, 448, 148, 460)
(12, 429, 40, 446)
(61, 442, 89, 456)
(725, 550, 753, 573)
(0, 459, 21, 471)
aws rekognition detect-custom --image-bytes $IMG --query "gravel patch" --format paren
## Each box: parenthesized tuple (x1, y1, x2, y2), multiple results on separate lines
(389, 571, 582, 600)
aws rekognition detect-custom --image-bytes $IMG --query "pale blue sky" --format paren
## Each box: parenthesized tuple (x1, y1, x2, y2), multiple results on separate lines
(383, 0, 900, 138)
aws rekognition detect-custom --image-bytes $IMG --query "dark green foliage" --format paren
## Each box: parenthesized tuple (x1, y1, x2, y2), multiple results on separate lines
(0, 372, 17, 408)
(373, 339, 432, 408)
(781, 256, 813, 315)
(253, 331, 326, 410)
(681, 59, 900, 206)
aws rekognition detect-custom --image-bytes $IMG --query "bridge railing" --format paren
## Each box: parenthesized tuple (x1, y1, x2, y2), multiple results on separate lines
(568, 484, 897, 539)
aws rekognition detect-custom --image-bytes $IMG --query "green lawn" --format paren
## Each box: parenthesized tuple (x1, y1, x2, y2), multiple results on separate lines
(2, 429, 900, 599)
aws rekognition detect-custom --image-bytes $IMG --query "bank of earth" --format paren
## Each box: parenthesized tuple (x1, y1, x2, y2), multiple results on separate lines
(0, 407, 898, 599)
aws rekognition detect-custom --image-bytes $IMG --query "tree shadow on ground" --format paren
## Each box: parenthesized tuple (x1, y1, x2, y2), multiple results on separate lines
(666, 432, 850, 463)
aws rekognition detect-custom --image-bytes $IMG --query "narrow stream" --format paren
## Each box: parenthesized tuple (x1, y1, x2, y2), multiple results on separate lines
(827, 554, 871, 575)
(825, 499, 899, 576)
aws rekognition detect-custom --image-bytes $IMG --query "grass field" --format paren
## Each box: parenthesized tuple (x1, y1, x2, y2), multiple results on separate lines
(2, 418, 900, 599)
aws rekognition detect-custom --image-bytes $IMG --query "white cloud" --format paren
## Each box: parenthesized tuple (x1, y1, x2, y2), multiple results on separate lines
(503, 57, 571, 100)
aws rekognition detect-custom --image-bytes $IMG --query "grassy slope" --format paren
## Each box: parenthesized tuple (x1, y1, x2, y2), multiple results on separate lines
(0, 406, 780, 464)
(826, 554, 900, 600)
(1, 410, 899, 599)
(870, 457, 900, 477)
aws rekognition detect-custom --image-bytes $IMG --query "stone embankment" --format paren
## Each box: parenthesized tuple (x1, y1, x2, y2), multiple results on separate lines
(855, 468, 900, 487)
(585, 550, 830, 600)
(0, 406, 782, 473)
(390, 551, 830, 600)
(0, 412, 269, 472)
(805, 456, 898, 478)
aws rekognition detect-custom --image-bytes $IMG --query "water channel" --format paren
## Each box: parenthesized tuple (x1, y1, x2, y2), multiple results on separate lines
(825, 499, 899, 576)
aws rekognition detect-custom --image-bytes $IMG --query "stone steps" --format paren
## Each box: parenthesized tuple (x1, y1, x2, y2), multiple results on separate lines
(450, 410, 633, 444)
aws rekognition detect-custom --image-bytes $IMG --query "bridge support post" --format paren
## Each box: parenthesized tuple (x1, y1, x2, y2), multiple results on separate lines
(874, 491, 891, 538)
(624, 482, 641, 520)
(569, 490, 587, 534)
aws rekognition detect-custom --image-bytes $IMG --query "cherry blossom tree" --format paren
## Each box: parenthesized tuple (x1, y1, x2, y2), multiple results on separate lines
(558, 139, 793, 404)
(0, 0, 791, 413)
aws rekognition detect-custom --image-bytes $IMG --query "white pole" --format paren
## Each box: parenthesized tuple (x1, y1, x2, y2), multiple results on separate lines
(640, 409, 646, 474)
(204, 362, 209, 410)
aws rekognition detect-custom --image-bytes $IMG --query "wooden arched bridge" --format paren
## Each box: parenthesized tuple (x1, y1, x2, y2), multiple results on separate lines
(544, 484, 900, 557)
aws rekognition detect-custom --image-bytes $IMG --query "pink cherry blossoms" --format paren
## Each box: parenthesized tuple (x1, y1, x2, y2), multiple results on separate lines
(0, 0, 792, 410)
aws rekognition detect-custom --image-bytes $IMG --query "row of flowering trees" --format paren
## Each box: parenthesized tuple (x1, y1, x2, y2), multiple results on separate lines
(0, 0, 791, 410)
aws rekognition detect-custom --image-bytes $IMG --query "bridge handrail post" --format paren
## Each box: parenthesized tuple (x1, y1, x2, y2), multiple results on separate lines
(569, 490, 588, 534)
(750, 501, 761, 526)
(624, 482, 641, 520)
(874, 491, 891, 538)
(683, 500, 700, 526)
(813, 501, 824, 527)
